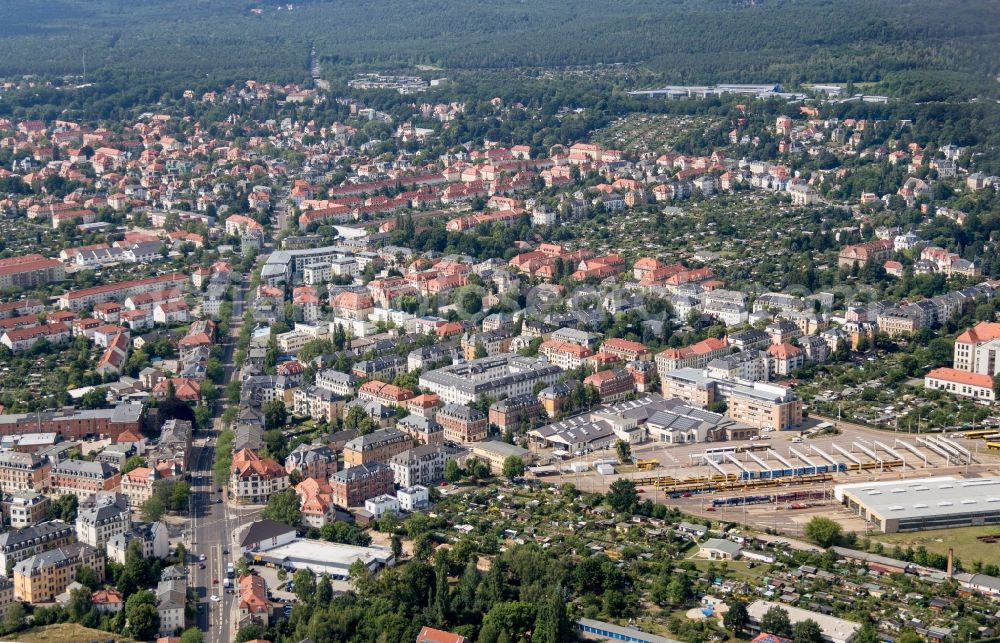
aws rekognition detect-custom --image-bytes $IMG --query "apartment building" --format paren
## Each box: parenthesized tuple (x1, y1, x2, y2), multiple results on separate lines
(0, 255, 65, 289)
(1, 492, 49, 528)
(655, 337, 730, 375)
(0, 521, 75, 574)
(343, 429, 413, 468)
(295, 477, 337, 529)
(1, 322, 71, 353)
(437, 404, 489, 443)
(330, 463, 395, 508)
(389, 444, 461, 487)
(49, 460, 121, 500)
(706, 350, 769, 383)
(314, 369, 358, 396)
(76, 492, 131, 549)
(285, 444, 338, 481)
(293, 385, 345, 423)
(230, 449, 289, 505)
(0, 403, 143, 441)
(583, 368, 636, 403)
(58, 272, 187, 311)
(954, 321, 1000, 374)
(419, 355, 561, 405)
(107, 522, 169, 565)
(599, 338, 652, 362)
(539, 339, 594, 370)
(0, 452, 51, 492)
(13, 543, 103, 603)
(488, 394, 543, 434)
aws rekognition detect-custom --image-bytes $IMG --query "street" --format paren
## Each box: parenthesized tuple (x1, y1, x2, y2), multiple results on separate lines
(187, 273, 248, 642)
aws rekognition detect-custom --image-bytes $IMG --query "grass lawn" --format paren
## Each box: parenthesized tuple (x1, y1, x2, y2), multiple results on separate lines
(872, 525, 1000, 566)
(4, 623, 133, 643)
(688, 558, 771, 582)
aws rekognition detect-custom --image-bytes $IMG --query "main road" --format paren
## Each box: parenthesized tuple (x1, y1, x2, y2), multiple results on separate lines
(188, 273, 249, 643)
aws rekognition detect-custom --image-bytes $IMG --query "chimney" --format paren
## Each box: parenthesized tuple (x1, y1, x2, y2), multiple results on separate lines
(947, 548, 954, 577)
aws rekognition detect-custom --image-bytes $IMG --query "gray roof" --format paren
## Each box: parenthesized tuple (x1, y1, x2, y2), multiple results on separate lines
(701, 538, 742, 556)
(331, 462, 391, 484)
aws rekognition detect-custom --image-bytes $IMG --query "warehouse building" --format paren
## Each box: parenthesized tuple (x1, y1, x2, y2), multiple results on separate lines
(835, 476, 1000, 533)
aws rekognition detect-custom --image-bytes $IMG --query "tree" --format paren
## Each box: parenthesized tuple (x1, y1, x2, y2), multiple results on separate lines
(79, 388, 108, 409)
(263, 400, 287, 429)
(262, 488, 301, 527)
(804, 516, 843, 547)
(615, 439, 631, 463)
(175, 542, 187, 565)
(666, 573, 693, 605)
(793, 619, 824, 643)
(444, 459, 463, 483)
(502, 455, 525, 480)
(3, 602, 25, 633)
(723, 599, 749, 633)
(122, 455, 146, 474)
(141, 493, 166, 522)
(169, 481, 192, 512)
(761, 605, 792, 637)
(292, 569, 316, 605)
(180, 628, 204, 643)
(606, 478, 638, 513)
(74, 565, 101, 590)
(66, 587, 93, 622)
(125, 591, 160, 640)
(391, 535, 403, 559)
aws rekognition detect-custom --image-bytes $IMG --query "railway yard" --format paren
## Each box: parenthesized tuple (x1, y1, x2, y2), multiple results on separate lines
(531, 423, 1000, 535)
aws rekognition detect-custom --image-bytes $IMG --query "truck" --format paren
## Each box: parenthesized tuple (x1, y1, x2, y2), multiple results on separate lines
(226, 562, 235, 579)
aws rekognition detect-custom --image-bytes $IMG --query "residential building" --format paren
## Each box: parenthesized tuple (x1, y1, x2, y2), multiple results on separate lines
(488, 394, 543, 433)
(767, 343, 805, 377)
(0, 521, 75, 574)
(230, 449, 289, 505)
(419, 355, 561, 405)
(397, 485, 429, 512)
(295, 477, 337, 529)
(364, 494, 400, 519)
(49, 460, 121, 500)
(285, 444, 338, 481)
(954, 322, 1000, 374)
(437, 404, 489, 443)
(107, 522, 169, 564)
(292, 385, 345, 423)
(237, 573, 273, 628)
(156, 577, 187, 636)
(13, 543, 103, 604)
(315, 369, 358, 396)
(655, 337, 730, 375)
(343, 429, 413, 468)
(1, 492, 49, 528)
(330, 463, 395, 508)
(583, 368, 635, 403)
(389, 445, 461, 487)
(0, 452, 51, 492)
(76, 492, 131, 549)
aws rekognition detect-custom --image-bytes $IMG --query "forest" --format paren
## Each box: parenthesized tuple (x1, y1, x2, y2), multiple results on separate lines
(0, 0, 997, 101)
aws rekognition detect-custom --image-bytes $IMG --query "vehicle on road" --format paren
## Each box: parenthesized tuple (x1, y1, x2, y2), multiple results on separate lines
(198, 563, 206, 569)
(199, 554, 206, 561)
(211, 595, 221, 602)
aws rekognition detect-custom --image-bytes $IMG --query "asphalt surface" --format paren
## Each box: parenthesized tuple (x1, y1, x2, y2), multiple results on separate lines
(189, 274, 247, 642)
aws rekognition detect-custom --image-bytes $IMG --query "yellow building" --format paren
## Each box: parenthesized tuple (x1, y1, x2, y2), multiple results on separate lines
(13, 543, 103, 604)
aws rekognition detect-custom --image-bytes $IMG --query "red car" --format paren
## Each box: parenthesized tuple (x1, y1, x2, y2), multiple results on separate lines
(212, 578, 219, 585)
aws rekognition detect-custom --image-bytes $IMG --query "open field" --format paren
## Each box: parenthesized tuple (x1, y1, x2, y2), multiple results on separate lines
(3, 623, 133, 643)
(871, 525, 1000, 566)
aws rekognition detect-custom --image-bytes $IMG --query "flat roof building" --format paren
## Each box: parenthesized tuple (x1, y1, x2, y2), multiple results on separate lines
(746, 600, 861, 643)
(835, 476, 1000, 533)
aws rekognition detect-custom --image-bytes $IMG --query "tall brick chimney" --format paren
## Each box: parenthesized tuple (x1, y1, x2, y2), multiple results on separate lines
(947, 548, 954, 577)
